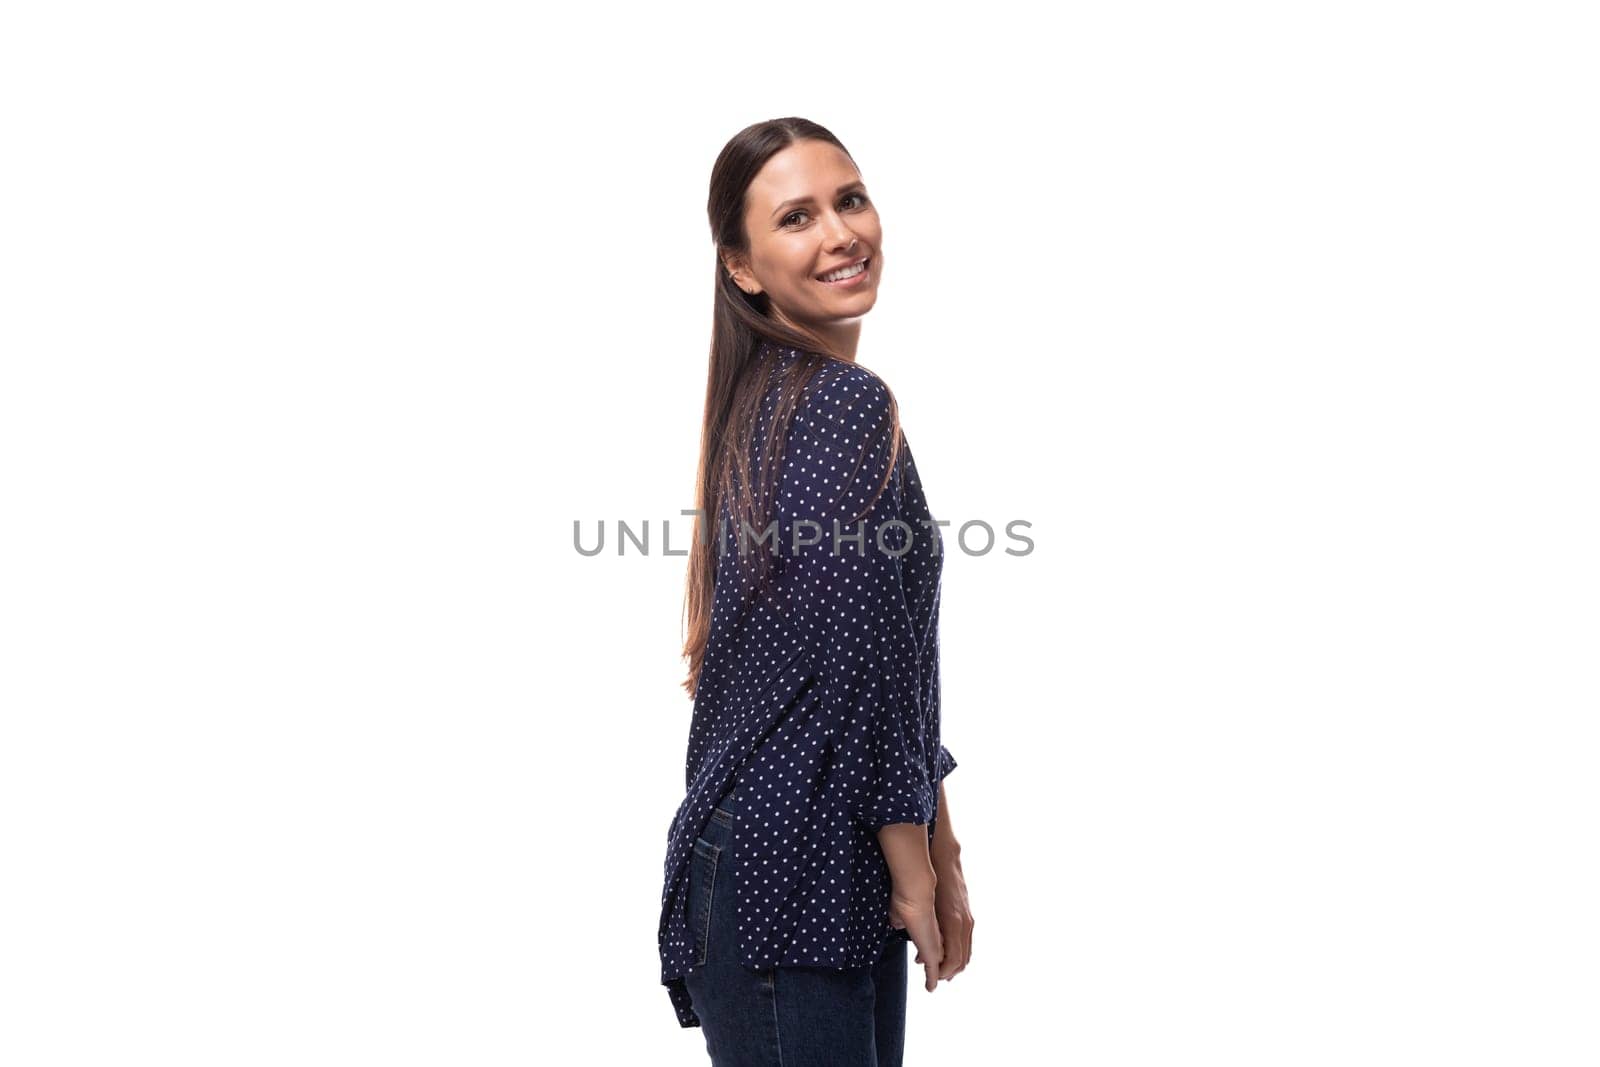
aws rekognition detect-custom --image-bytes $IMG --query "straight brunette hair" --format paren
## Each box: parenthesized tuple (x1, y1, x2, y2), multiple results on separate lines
(681, 117, 902, 700)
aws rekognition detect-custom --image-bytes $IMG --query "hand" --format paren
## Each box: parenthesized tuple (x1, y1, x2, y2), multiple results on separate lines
(929, 840, 973, 981)
(886, 876, 944, 993)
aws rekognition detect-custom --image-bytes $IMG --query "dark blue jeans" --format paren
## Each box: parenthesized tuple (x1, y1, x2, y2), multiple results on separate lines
(683, 784, 909, 1066)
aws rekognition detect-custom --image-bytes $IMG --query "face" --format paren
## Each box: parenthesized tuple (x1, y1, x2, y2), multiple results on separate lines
(724, 139, 882, 335)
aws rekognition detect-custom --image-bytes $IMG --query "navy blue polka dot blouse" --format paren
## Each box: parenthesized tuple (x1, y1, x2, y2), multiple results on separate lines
(658, 339, 958, 1028)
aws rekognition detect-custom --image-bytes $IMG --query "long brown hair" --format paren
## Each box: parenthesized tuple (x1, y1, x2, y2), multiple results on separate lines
(680, 117, 902, 700)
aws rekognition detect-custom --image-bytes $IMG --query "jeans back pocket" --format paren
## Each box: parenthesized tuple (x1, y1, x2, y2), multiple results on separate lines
(688, 836, 720, 968)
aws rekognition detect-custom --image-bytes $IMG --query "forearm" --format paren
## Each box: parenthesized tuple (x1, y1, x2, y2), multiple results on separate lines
(877, 821, 937, 892)
(878, 779, 961, 888)
(931, 777, 961, 866)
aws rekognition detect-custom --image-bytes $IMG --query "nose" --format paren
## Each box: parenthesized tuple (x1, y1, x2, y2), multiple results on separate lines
(821, 212, 859, 253)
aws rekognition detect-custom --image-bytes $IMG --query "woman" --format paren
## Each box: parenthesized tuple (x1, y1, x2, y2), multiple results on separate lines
(658, 117, 974, 1066)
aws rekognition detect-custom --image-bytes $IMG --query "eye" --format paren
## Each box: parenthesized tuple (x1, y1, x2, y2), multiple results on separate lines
(780, 193, 870, 229)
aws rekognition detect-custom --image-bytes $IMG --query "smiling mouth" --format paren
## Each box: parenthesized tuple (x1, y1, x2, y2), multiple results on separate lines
(817, 256, 870, 284)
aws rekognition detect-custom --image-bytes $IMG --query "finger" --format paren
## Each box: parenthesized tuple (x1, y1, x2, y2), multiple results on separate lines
(933, 915, 970, 980)
(922, 925, 944, 992)
(939, 939, 963, 981)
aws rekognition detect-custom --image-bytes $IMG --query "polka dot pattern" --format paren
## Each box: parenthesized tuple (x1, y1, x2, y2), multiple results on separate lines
(659, 340, 958, 1027)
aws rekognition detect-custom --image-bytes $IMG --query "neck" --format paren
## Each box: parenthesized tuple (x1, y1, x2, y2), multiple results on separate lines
(818, 321, 861, 363)
(772, 309, 861, 363)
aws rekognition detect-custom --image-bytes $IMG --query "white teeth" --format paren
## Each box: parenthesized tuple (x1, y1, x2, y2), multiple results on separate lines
(821, 259, 866, 282)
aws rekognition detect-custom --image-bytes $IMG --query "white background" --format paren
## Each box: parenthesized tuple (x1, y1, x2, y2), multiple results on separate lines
(3, 2, 1596, 1064)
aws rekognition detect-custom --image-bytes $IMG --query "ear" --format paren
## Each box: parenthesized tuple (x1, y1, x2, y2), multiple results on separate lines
(721, 251, 762, 296)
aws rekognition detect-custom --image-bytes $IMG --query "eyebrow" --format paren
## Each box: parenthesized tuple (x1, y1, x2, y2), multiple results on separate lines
(769, 181, 866, 221)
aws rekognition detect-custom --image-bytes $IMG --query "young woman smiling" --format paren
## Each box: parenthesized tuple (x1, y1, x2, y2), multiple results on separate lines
(658, 117, 974, 1067)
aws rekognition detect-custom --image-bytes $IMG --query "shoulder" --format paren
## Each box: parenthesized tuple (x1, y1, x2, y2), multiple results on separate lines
(781, 359, 900, 496)
(797, 359, 894, 435)
(756, 337, 894, 417)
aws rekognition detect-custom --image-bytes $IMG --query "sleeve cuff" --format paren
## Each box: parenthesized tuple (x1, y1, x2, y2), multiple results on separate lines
(856, 779, 936, 833)
(935, 744, 957, 783)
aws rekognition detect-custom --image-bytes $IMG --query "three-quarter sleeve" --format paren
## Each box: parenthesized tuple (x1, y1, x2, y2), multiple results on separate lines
(768, 366, 939, 834)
